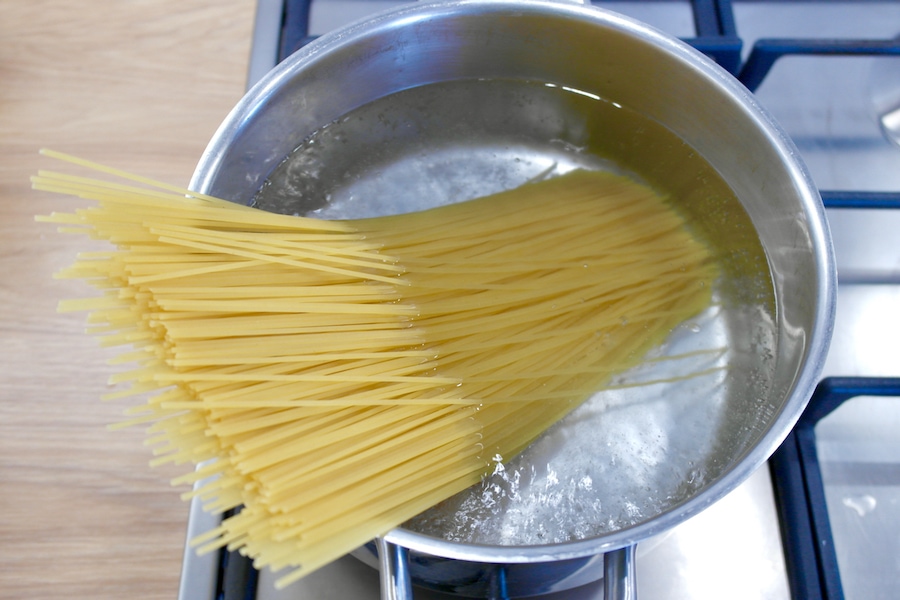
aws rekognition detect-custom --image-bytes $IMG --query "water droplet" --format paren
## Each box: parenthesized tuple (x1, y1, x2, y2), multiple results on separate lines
(843, 494, 877, 517)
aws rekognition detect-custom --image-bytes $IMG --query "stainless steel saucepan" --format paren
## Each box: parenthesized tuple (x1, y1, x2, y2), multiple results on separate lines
(190, 1, 836, 598)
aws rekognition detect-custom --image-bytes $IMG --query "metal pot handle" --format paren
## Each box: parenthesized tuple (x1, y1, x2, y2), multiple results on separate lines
(604, 545, 637, 600)
(376, 538, 637, 600)
(377, 537, 414, 600)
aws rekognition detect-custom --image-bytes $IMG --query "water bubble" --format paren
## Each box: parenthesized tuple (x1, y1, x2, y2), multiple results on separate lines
(546, 467, 559, 487)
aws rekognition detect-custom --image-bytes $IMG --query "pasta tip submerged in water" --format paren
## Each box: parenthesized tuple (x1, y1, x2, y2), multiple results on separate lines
(35, 150, 717, 588)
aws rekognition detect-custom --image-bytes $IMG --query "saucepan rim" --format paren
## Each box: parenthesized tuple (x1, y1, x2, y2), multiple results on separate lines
(190, 0, 836, 566)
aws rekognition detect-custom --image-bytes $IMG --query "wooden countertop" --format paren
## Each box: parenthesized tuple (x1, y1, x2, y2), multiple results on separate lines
(1, 2, 256, 597)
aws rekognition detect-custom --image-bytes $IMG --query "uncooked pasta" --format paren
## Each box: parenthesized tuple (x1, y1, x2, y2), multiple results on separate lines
(34, 149, 718, 588)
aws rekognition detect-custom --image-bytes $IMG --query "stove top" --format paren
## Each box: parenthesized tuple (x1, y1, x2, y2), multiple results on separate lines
(180, 2, 900, 598)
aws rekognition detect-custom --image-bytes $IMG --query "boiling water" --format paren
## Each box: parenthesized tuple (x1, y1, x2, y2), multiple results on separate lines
(255, 79, 680, 219)
(254, 79, 776, 546)
(406, 304, 734, 545)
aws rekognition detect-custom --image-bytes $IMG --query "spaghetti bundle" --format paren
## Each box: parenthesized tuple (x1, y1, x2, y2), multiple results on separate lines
(35, 150, 717, 587)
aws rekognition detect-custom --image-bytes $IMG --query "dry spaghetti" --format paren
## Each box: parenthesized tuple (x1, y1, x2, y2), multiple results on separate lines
(35, 150, 718, 587)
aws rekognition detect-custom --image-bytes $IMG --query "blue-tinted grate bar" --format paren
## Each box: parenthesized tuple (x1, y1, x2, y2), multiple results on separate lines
(738, 38, 900, 92)
(280, 0, 314, 60)
(820, 190, 900, 210)
(770, 378, 900, 600)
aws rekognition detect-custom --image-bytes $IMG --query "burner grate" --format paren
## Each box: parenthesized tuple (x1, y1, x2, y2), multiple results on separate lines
(770, 378, 900, 600)
(209, 2, 900, 598)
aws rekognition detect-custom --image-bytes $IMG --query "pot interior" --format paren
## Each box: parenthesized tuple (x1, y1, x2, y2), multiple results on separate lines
(192, 0, 832, 560)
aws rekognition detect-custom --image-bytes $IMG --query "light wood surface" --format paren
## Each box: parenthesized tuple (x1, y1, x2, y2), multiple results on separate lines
(1, 2, 256, 598)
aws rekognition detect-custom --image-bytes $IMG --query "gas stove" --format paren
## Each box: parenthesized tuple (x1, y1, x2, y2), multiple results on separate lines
(179, 1, 900, 598)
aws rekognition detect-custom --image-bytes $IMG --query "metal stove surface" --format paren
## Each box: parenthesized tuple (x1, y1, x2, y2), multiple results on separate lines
(179, 1, 900, 598)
